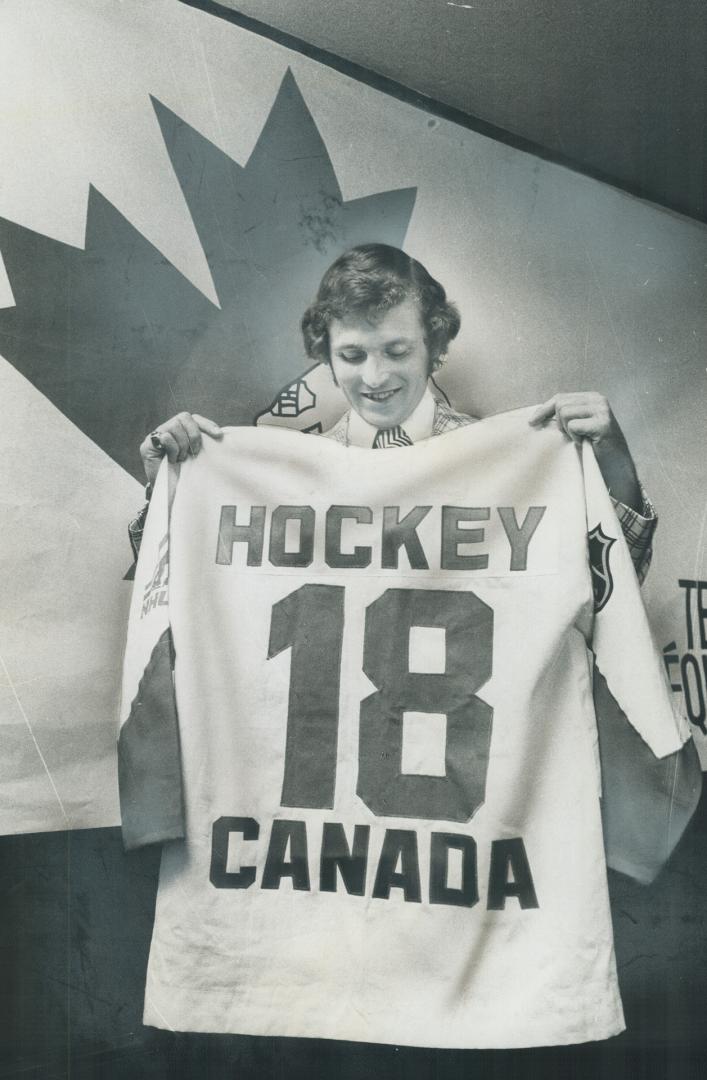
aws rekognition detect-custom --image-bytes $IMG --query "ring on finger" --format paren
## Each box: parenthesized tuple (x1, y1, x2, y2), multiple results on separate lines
(150, 431, 165, 452)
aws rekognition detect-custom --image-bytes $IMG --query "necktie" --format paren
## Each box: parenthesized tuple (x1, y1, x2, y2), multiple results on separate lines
(372, 425, 413, 449)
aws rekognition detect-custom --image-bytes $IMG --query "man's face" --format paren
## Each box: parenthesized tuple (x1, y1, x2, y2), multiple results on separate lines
(328, 297, 430, 430)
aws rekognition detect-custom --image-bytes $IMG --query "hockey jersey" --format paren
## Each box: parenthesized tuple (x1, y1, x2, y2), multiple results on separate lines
(119, 407, 691, 1049)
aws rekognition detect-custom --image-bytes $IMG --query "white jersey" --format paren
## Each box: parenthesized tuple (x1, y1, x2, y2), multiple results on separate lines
(119, 408, 689, 1049)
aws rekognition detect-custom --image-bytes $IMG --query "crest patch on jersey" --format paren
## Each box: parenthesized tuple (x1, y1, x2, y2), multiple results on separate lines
(268, 378, 316, 418)
(588, 524, 616, 612)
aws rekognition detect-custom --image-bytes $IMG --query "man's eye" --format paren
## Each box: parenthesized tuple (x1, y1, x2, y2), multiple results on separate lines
(340, 351, 365, 363)
(387, 346, 410, 358)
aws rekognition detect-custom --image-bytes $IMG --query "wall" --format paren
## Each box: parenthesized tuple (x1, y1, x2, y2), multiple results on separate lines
(1, 1, 706, 1075)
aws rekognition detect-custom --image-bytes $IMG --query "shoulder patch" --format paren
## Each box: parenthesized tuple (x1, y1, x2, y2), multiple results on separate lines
(588, 524, 616, 612)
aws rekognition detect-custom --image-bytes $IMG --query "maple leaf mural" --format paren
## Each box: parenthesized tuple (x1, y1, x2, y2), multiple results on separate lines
(0, 70, 416, 480)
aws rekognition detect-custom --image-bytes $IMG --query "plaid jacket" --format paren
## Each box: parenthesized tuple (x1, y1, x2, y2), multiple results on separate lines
(130, 399, 656, 581)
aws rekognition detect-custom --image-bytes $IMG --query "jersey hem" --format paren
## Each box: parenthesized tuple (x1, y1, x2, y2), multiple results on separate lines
(142, 989, 626, 1050)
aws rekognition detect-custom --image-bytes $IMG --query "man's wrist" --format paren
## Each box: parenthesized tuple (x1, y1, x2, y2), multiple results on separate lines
(592, 437, 643, 513)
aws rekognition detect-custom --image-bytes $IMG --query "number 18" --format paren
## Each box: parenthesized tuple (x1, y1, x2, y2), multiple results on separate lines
(268, 585, 494, 824)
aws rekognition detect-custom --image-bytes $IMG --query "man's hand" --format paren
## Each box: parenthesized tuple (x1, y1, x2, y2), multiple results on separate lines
(529, 392, 643, 513)
(139, 413, 223, 487)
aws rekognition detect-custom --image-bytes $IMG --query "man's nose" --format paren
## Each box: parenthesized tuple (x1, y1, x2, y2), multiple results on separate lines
(361, 354, 390, 387)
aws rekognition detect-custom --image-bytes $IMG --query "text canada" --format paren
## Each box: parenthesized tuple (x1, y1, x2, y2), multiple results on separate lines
(210, 817, 539, 910)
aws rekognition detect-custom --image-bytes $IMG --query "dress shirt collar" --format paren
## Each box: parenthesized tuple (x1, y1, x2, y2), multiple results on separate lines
(346, 386, 437, 447)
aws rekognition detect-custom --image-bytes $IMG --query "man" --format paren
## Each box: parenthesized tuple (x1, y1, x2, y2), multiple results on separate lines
(132, 245, 656, 580)
(121, 246, 699, 1048)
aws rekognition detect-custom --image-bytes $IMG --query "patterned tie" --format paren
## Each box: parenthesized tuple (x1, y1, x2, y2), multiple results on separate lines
(372, 425, 413, 449)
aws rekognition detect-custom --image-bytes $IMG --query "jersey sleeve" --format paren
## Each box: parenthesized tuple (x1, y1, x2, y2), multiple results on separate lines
(582, 441, 700, 883)
(118, 461, 185, 851)
(583, 440, 689, 756)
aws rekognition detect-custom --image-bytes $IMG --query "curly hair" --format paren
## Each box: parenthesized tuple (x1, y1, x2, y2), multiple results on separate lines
(301, 244, 460, 373)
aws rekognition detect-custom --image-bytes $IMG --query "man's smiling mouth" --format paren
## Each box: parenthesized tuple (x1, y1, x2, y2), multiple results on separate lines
(361, 388, 401, 403)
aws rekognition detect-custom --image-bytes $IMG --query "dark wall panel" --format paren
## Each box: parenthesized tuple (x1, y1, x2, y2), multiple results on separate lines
(209, 0, 707, 223)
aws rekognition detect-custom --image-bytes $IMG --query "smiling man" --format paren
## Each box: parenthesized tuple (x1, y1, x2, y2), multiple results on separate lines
(134, 244, 656, 580)
(328, 296, 429, 438)
(120, 242, 703, 1055)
